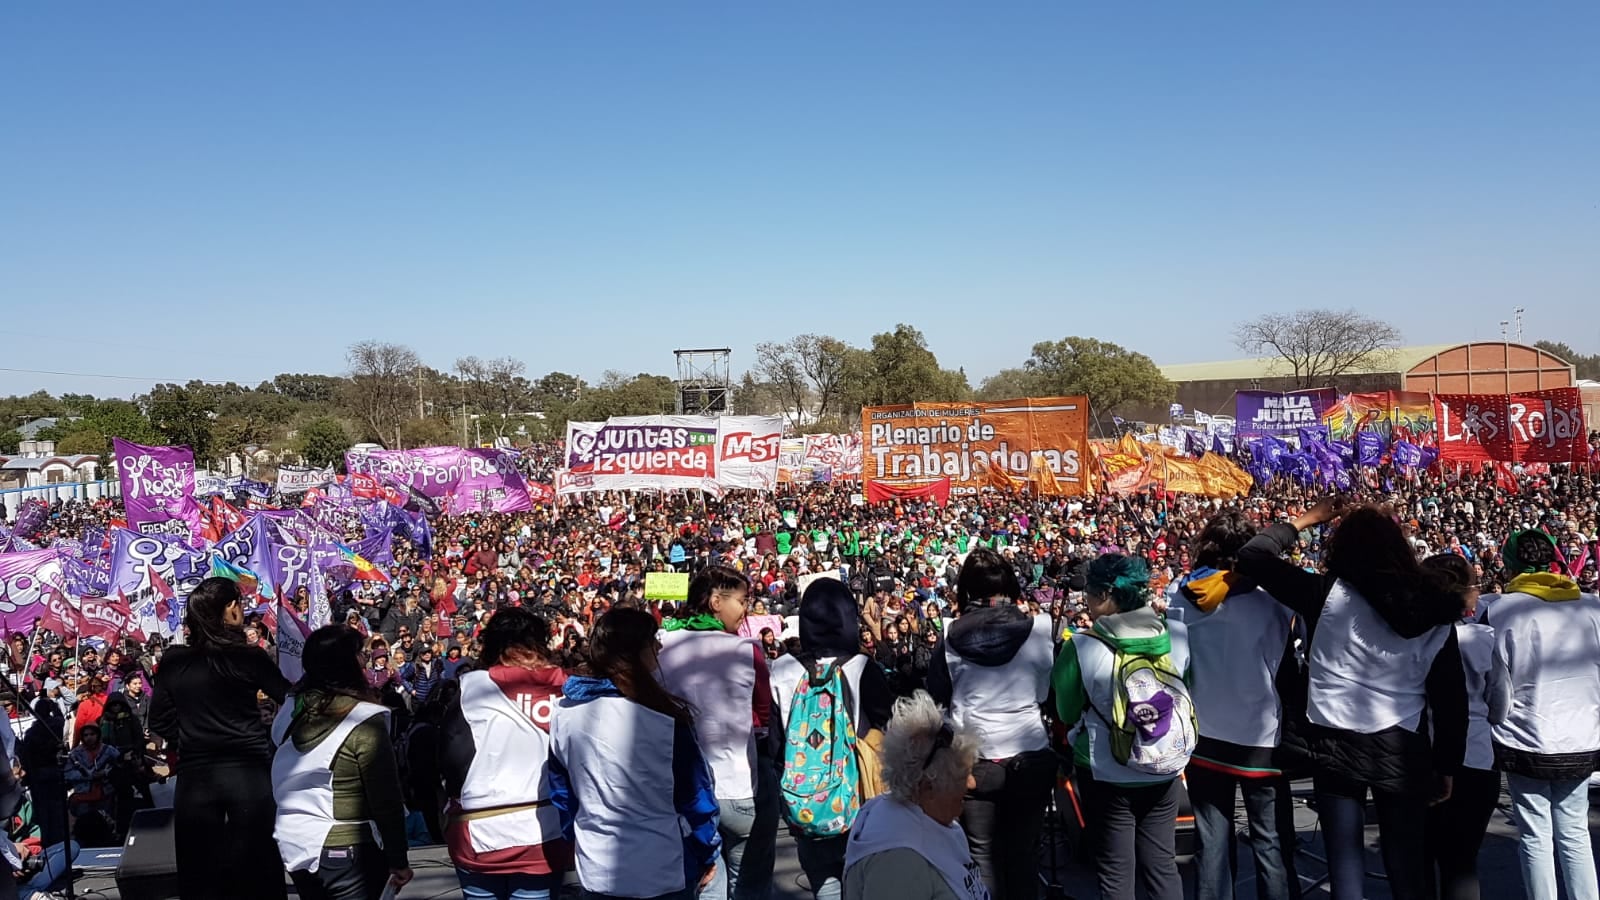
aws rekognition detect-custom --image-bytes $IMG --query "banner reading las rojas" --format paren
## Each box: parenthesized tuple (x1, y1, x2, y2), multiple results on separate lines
(1434, 388, 1587, 464)
(861, 397, 1089, 495)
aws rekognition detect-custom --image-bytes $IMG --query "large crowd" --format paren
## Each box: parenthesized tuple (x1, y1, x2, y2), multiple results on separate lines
(2, 449, 1599, 900)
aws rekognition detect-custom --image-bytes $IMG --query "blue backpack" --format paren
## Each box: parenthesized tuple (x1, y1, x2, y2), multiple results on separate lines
(780, 660, 860, 838)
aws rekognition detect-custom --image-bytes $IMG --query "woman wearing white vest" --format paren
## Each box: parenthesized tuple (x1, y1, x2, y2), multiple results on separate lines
(926, 547, 1054, 900)
(656, 565, 776, 900)
(1165, 512, 1295, 900)
(1235, 501, 1468, 900)
(842, 690, 989, 900)
(550, 607, 721, 900)
(440, 606, 572, 900)
(1485, 530, 1600, 900)
(1052, 553, 1191, 900)
(271, 626, 411, 900)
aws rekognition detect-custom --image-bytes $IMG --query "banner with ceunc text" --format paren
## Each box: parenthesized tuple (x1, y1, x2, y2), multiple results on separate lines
(276, 465, 334, 494)
(861, 397, 1089, 496)
(113, 438, 204, 544)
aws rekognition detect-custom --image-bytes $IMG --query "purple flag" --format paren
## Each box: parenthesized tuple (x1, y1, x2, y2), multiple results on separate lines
(12, 501, 49, 541)
(113, 438, 203, 544)
(1357, 431, 1386, 467)
(1392, 440, 1423, 470)
(208, 516, 277, 585)
(1297, 426, 1332, 448)
(110, 528, 209, 598)
(1184, 430, 1207, 458)
(351, 531, 394, 569)
(63, 552, 112, 599)
(266, 543, 327, 605)
(345, 446, 465, 500)
(450, 449, 534, 514)
(0, 549, 66, 634)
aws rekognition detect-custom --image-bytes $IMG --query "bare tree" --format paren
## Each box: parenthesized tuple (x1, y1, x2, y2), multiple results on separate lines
(456, 355, 532, 440)
(346, 340, 421, 448)
(1233, 309, 1401, 387)
(795, 334, 849, 419)
(751, 340, 810, 429)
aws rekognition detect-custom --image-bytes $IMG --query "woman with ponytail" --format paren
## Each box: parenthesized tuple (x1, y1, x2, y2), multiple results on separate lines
(1051, 553, 1192, 900)
(549, 608, 721, 899)
(149, 577, 292, 900)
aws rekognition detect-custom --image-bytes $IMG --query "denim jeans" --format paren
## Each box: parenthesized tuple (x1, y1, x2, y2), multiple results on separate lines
(584, 890, 693, 900)
(703, 762, 779, 900)
(1185, 766, 1294, 900)
(458, 868, 564, 900)
(1506, 772, 1598, 900)
(961, 749, 1056, 900)
(795, 834, 848, 900)
(1312, 774, 1427, 900)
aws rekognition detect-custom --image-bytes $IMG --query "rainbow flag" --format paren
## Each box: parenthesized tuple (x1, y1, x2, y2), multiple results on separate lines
(210, 554, 275, 601)
(336, 543, 391, 583)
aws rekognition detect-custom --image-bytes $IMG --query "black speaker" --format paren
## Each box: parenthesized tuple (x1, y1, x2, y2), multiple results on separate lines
(115, 807, 180, 900)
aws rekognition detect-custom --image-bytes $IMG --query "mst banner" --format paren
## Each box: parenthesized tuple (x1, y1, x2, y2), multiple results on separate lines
(1434, 388, 1587, 464)
(861, 397, 1089, 495)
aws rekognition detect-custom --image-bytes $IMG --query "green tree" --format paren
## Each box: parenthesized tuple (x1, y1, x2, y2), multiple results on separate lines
(0, 430, 19, 454)
(145, 383, 218, 462)
(271, 373, 346, 405)
(839, 325, 970, 412)
(400, 417, 457, 449)
(42, 399, 159, 457)
(296, 417, 351, 468)
(1534, 340, 1600, 381)
(1015, 336, 1174, 419)
(56, 429, 107, 456)
(976, 367, 1048, 401)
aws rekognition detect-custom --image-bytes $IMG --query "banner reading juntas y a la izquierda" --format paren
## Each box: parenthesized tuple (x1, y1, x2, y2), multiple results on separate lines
(561, 415, 782, 494)
(113, 438, 204, 543)
(860, 397, 1090, 496)
(1233, 389, 1338, 438)
(345, 446, 535, 514)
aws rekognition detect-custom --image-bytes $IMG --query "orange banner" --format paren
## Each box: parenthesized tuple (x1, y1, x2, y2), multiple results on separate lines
(861, 397, 1090, 496)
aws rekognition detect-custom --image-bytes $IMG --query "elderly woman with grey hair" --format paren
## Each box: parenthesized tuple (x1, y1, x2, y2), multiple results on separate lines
(841, 691, 991, 900)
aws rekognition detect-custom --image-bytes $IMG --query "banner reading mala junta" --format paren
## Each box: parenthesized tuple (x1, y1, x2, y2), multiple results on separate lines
(860, 397, 1090, 495)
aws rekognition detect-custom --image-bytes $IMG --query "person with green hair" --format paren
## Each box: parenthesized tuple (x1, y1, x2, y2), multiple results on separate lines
(1052, 553, 1192, 900)
(1487, 528, 1600, 900)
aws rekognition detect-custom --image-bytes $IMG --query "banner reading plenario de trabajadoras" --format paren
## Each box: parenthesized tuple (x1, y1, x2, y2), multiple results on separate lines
(860, 397, 1090, 496)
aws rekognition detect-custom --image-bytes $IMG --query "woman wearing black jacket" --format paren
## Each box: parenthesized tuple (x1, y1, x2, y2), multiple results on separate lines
(150, 577, 291, 900)
(1235, 501, 1468, 900)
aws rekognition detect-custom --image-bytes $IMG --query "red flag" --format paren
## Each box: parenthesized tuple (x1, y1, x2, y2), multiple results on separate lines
(349, 473, 382, 499)
(211, 496, 246, 536)
(864, 478, 952, 506)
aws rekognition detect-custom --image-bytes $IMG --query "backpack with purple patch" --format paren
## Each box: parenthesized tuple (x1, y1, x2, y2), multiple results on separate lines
(1083, 633, 1196, 776)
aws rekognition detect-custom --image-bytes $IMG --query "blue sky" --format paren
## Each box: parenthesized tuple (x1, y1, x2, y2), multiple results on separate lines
(2, 2, 1596, 397)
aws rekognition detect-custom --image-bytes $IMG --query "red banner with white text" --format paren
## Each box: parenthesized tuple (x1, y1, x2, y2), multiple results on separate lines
(1434, 388, 1587, 464)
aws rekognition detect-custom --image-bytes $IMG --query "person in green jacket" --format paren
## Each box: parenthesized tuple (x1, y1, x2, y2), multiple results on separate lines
(1050, 554, 1191, 900)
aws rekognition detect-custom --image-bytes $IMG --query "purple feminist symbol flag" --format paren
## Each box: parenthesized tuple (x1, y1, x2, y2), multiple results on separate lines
(110, 528, 209, 599)
(0, 549, 66, 634)
(452, 449, 534, 514)
(114, 438, 203, 545)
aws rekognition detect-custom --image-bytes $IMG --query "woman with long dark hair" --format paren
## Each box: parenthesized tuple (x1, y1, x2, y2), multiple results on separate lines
(149, 577, 292, 900)
(550, 608, 721, 900)
(440, 607, 572, 900)
(1236, 501, 1469, 900)
(272, 625, 411, 900)
(926, 547, 1055, 900)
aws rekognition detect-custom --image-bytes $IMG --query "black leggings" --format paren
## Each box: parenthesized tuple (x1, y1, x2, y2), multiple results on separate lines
(961, 749, 1056, 900)
(1425, 767, 1501, 900)
(174, 762, 287, 900)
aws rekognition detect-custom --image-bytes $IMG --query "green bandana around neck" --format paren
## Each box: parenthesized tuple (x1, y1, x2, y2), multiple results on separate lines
(662, 613, 725, 632)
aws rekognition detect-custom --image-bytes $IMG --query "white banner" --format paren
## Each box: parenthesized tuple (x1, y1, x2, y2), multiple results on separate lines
(276, 465, 334, 494)
(559, 415, 782, 494)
